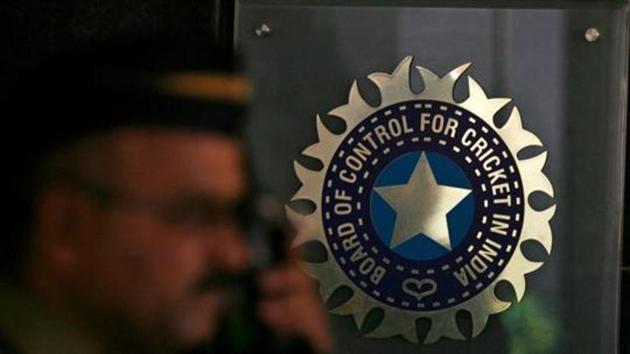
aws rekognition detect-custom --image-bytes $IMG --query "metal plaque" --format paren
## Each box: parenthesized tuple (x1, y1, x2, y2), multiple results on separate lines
(237, 1, 629, 353)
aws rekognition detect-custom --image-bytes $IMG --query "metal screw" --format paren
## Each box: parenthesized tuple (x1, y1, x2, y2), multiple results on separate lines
(255, 24, 271, 37)
(584, 27, 600, 42)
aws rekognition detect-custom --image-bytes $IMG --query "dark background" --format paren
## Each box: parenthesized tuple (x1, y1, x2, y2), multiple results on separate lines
(0, 0, 234, 93)
(0, 0, 627, 353)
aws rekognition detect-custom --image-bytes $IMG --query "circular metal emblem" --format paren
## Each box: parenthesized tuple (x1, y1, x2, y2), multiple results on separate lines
(288, 57, 555, 343)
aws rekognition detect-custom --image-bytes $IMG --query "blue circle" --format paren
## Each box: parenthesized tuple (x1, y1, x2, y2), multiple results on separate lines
(370, 151, 474, 261)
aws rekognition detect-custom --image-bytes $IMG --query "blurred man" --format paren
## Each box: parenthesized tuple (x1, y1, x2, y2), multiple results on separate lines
(0, 34, 330, 354)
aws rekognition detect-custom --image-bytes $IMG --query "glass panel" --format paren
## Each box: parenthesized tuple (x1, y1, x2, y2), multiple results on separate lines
(237, 2, 629, 353)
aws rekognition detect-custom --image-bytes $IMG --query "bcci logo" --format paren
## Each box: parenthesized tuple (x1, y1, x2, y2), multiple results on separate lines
(288, 57, 555, 343)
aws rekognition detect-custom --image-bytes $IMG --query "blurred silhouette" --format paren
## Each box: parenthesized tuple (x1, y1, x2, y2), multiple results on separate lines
(0, 33, 330, 354)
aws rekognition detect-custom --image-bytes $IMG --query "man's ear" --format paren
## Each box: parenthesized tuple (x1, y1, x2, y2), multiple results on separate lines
(32, 189, 95, 272)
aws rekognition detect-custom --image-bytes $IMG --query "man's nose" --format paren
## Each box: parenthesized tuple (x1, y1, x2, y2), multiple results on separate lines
(207, 223, 251, 271)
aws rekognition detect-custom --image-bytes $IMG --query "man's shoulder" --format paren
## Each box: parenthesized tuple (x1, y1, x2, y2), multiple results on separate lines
(0, 284, 21, 354)
(0, 332, 20, 354)
(0, 283, 105, 354)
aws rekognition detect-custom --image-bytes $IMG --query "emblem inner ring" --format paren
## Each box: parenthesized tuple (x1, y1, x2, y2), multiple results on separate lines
(321, 99, 524, 311)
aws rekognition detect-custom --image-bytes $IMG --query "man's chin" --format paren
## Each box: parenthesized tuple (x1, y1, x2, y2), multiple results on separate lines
(169, 291, 227, 348)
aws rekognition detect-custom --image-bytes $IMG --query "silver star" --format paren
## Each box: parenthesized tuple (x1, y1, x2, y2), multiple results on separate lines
(375, 153, 472, 250)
